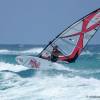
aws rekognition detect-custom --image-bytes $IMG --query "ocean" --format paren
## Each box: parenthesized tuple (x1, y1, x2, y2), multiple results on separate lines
(0, 44, 100, 100)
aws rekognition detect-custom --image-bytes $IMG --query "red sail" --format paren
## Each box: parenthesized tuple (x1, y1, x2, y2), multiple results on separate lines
(39, 9, 100, 63)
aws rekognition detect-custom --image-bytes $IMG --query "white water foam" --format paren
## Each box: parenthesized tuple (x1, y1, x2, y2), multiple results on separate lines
(0, 61, 75, 73)
(22, 48, 43, 54)
(0, 62, 28, 72)
(0, 48, 43, 55)
(0, 49, 100, 100)
(0, 73, 100, 100)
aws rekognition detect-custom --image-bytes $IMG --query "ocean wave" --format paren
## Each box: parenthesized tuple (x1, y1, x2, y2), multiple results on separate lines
(0, 61, 74, 72)
(96, 56, 100, 60)
(80, 50, 93, 56)
(0, 48, 43, 55)
(0, 62, 28, 72)
(0, 61, 100, 100)
(0, 47, 100, 57)
(0, 74, 100, 100)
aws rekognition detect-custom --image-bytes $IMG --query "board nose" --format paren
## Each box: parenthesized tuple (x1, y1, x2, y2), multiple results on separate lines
(16, 56, 24, 64)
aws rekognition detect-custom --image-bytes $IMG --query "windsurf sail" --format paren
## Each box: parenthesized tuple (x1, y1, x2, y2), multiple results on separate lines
(39, 8, 100, 63)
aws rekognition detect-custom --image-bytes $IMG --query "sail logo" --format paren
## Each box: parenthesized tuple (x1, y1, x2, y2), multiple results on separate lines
(29, 59, 40, 68)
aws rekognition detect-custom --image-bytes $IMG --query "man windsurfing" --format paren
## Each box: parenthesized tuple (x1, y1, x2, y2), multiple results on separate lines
(50, 45, 61, 62)
(39, 45, 61, 62)
(16, 8, 100, 69)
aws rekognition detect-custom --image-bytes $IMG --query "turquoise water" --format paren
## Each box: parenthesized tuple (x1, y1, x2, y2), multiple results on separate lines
(0, 44, 100, 100)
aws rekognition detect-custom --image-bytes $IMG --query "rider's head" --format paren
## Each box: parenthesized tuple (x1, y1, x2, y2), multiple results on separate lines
(53, 45, 58, 49)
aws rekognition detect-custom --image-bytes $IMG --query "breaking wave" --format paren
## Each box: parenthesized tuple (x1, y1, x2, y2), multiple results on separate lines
(0, 45, 100, 100)
(0, 66, 100, 100)
(0, 48, 43, 55)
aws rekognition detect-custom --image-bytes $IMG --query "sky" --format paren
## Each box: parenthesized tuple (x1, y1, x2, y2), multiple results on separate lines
(0, 0, 100, 45)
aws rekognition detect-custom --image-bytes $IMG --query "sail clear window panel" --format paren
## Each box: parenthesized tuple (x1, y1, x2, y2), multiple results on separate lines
(61, 21, 82, 37)
(83, 29, 96, 47)
(87, 13, 100, 28)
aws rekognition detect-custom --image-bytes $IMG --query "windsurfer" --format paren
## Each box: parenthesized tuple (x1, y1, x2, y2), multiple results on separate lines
(50, 45, 61, 62)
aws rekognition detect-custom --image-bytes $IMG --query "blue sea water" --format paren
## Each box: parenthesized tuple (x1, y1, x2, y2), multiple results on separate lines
(0, 44, 100, 100)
